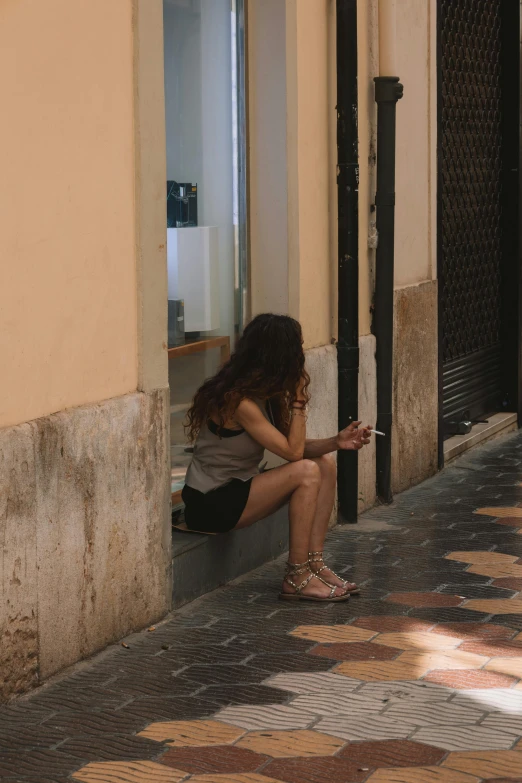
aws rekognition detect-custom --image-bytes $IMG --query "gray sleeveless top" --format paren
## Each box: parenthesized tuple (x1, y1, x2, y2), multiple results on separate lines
(185, 403, 270, 494)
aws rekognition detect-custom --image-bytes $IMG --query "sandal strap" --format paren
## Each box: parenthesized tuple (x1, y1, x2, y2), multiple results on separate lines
(284, 572, 314, 594)
(314, 573, 340, 593)
(285, 561, 310, 577)
(309, 554, 349, 587)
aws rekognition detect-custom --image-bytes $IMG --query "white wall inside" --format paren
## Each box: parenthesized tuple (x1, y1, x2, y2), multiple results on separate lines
(163, 0, 235, 339)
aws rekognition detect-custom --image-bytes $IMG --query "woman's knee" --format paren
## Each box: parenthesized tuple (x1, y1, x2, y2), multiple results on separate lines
(295, 459, 321, 487)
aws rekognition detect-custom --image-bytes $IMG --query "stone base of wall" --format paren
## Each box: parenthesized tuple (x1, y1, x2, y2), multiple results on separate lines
(358, 334, 377, 513)
(0, 390, 171, 702)
(392, 281, 438, 494)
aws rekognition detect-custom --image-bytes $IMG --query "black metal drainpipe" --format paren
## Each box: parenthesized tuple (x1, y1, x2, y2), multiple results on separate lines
(373, 75, 403, 503)
(336, 0, 359, 523)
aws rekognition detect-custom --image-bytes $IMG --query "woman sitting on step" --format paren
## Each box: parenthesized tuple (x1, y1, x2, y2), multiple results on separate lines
(183, 313, 372, 602)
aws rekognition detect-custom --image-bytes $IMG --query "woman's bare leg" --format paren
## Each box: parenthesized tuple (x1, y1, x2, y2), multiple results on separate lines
(307, 455, 357, 591)
(308, 455, 337, 552)
(236, 460, 346, 598)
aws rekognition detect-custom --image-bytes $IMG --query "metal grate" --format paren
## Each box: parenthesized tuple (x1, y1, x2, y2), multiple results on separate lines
(439, 0, 504, 423)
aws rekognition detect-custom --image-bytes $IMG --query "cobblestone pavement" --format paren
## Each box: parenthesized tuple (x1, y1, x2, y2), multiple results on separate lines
(4, 432, 522, 782)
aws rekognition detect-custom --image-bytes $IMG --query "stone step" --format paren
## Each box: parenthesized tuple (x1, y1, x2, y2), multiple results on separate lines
(171, 508, 288, 608)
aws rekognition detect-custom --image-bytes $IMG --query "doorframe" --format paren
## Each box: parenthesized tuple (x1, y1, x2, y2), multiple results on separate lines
(518, 0, 522, 424)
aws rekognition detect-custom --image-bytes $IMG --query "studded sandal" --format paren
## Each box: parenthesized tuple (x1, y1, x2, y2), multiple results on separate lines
(279, 560, 351, 602)
(308, 551, 360, 594)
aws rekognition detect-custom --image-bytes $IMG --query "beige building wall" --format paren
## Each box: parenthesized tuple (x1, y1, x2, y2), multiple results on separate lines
(0, 0, 170, 701)
(0, 0, 139, 429)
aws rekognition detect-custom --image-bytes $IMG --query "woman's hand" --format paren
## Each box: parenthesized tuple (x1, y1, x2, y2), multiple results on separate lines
(336, 421, 372, 451)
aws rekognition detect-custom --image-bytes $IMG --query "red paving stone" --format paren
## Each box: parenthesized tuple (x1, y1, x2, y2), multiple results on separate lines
(339, 739, 445, 768)
(309, 642, 400, 662)
(263, 756, 371, 783)
(495, 517, 522, 528)
(384, 592, 464, 608)
(423, 669, 518, 689)
(352, 617, 435, 633)
(160, 745, 268, 775)
(492, 577, 522, 591)
(430, 622, 517, 641)
(459, 640, 522, 657)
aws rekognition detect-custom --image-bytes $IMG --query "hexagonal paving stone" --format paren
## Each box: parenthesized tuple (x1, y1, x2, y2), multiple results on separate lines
(366, 768, 480, 783)
(384, 593, 465, 608)
(335, 660, 429, 682)
(492, 577, 522, 591)
(451, 688, 522, 713)
(352, 617, 436, 634)
(485, 657, 522, 679)
(445, 550, 520, 563)
(263, 672, 361, 694)
(310, 642, 400, 662)
(475, 507, 522, 518)
(356, 680, 454, 703)
(412, 725, 515, 752)
(430, 623, 517, 641)
(290, 625, 376, 644)
(235, 730, 345, 758)
(72, 761, 186, 783)
(160, 745, 268, 776)
(459, 640, 522, 657)
(396, 650, 489, 671)
(465, 564, 522, 579)
(463, 598, 522, 614)
(441, 750, 522, 778)
(213, 704, 314, 731)
(316, 714, 417, 742)
(189, 776, 281, 783)
(482, 778, 522, 783)
(496, 517, 522, 528)
(372, 632, 462, 652)
(262, 756, 371, 783)
(289, 692, 387, 717)
(339, 739, 446, 768)
(423, 670, 518, 689)
(384, 700, 485, 727)
(480, 713, 522, 737)
(138, 720, 244, 747)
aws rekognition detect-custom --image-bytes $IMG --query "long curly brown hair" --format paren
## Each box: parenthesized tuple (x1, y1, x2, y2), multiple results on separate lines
(185, 314, 310, 441)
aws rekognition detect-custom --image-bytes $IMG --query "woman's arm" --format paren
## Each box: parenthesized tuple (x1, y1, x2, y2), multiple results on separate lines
(303, 437, 338, 458)
(303, 422, 372, 458)
(234, 399, 306, 462)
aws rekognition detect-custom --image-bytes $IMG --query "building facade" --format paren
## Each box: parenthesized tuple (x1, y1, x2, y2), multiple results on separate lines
(1, 0, 520, 700)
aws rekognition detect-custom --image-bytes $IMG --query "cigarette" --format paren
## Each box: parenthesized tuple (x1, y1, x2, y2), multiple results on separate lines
(370, 429, 385, 437)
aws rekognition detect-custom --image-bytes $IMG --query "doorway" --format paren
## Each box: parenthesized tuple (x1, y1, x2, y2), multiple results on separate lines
(162, 0, 248, 506)
(437, 0, 521, 457)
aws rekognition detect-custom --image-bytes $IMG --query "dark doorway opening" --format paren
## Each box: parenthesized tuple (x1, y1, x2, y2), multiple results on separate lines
(437, 0, 521, 464)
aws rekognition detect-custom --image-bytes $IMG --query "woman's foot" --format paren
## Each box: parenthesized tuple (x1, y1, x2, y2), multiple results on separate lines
(280, 561, 349, 601)
(309, 552, 360, 594)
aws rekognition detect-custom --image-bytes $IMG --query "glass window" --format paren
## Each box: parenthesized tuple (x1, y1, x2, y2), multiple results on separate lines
(163, 0, 247, 506)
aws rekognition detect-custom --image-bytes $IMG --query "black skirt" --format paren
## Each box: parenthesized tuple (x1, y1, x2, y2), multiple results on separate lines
(182, 478, 253, 534)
